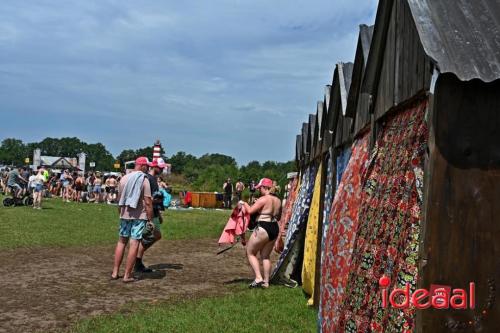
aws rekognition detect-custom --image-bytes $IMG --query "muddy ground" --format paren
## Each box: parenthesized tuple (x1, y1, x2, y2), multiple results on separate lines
(0, 239, 258, 333)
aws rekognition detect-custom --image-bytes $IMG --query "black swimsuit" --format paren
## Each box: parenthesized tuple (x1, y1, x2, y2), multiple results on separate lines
(253, 194, 281, 241)
(257, 220, 279, 241)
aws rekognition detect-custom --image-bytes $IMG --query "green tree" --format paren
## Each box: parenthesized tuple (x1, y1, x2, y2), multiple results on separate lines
(116, 149, 137, 165)
(0, 138, 27, 165)
(168, 151, 198, 174)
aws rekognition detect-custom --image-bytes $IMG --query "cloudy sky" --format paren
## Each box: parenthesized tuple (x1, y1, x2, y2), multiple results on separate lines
(0, 0, 377, 164)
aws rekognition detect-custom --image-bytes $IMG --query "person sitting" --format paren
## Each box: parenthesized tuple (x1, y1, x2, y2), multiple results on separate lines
(239, 178, 282, 288)
(7, 167, 27, 199)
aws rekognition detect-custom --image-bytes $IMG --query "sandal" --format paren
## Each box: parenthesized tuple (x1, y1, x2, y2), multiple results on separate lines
(110, 274, 122, 280)
(249, 280, 265, 289)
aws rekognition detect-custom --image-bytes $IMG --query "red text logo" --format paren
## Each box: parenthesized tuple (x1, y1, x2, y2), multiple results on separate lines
(379, 276, 475, 310)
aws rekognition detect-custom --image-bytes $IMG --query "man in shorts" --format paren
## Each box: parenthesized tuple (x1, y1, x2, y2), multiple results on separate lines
(223, 178, 233, 209)
(235, 179, 245, 202)
(105, 175, 118, 204)
(134, 158, 166, 273)
(7, 167, 27, 198)
(111, 157, 153, 283)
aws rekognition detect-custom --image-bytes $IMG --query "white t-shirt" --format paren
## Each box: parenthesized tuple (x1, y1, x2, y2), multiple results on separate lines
(28, 175, 36, 188)
(34, 174, 45, 186)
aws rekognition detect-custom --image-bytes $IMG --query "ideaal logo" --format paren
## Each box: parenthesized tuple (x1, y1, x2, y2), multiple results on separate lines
(379, 276, 475, 309)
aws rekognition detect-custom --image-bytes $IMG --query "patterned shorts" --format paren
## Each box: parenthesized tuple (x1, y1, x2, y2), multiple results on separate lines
(119, 219, 146, 240)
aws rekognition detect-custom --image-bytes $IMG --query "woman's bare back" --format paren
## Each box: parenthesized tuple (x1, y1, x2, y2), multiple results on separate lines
(256, 195, 281, 221)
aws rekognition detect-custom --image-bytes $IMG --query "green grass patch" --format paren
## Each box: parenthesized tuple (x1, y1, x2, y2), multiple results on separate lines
(71, 285, 317, 333)
(0, 195, 230, 249)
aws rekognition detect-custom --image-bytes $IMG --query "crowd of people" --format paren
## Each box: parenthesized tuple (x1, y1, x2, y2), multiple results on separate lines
(0, 165, 172, 210)
(2, 162, 292, 289)
(222, 178, 282, 209)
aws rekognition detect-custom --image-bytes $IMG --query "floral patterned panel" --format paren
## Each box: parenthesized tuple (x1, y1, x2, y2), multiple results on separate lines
(317, 152, 335, 331)
(271, 164, 317, 286)
(277, 176, 299, 242)
(319, 132, 371, 333)
(336, 147, 352, 188)
(338, 100, 428, 333)
(302, 162, 323, 305)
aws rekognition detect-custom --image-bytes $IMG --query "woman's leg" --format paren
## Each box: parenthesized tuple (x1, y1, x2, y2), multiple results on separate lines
(32, 192, 38, 208)
(37, 190, 42, 208)
(260, 239, 276, 286)
(246, 227, 269, 283)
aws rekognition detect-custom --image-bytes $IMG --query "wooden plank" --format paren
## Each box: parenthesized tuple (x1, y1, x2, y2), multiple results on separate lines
(419, 74, 500, 332)
(394, 0, 401, 104)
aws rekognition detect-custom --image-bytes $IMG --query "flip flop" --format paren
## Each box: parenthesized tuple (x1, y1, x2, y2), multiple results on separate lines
(110, 274, 122, 280)
(249, 280, 265, 289)
(122, 277, 139, 283)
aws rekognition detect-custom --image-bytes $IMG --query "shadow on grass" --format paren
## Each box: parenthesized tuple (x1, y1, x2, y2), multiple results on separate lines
(148, 263, 184, 270)
(137, 270, 167, 280)
(223, 278, 253, 285)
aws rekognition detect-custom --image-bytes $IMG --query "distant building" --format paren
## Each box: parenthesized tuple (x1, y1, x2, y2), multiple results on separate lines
(33, 149, 86, 173)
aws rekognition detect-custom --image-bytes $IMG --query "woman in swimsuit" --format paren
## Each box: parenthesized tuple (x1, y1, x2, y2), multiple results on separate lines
(240, 178, 282, 288)
(93, 175, 102, 203)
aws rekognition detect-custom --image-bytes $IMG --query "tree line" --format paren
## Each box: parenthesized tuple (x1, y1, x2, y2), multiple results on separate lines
(0, 137, 296, 192)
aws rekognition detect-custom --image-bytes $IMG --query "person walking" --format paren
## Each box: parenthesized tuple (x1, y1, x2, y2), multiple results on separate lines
(134, 158, 166, 273)
(86, 172, 95, 201)
(111, 157, 153, 283)
(235, 179, 245, 202)
(249, 180, 256, 203)
(93, 174, 102, 203)
(74, 173, 85, 202)
(61, 170, 73, 202)
(105, 175, 118, 204)
(223, 178, 233, 209)
(239, 178, 282, 288)
(32, 167, 45, 209)
(28, 171, 36, 194)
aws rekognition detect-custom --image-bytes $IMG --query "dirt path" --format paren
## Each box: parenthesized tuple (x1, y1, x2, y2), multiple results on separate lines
(0, 239, 254, 333)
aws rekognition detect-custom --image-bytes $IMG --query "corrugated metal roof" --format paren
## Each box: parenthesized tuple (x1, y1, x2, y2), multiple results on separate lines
(408, 0, 500, 82)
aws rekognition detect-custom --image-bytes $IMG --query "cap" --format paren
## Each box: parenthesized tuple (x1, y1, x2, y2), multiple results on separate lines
(135, 156, 150, 166)
(255, 178, 273, 189)
(149, 157, 167, 169)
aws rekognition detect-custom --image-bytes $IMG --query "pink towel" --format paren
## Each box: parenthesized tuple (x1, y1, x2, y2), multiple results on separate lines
(218, 206, 250, 245)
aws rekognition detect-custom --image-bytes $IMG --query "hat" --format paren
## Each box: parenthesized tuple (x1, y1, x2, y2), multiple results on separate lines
(149, 157, 167, 169)
(255, 178, 273, 189)
(135, 156, 150, 166)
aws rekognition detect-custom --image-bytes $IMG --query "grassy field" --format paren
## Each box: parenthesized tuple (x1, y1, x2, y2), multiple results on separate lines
(0, 194, 231, 249)
(0, 194, 317, 333)
(71, 285, 317, 333)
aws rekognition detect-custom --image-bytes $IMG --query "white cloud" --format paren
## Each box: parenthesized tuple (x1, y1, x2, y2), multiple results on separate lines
(0, 0, 377, 163)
